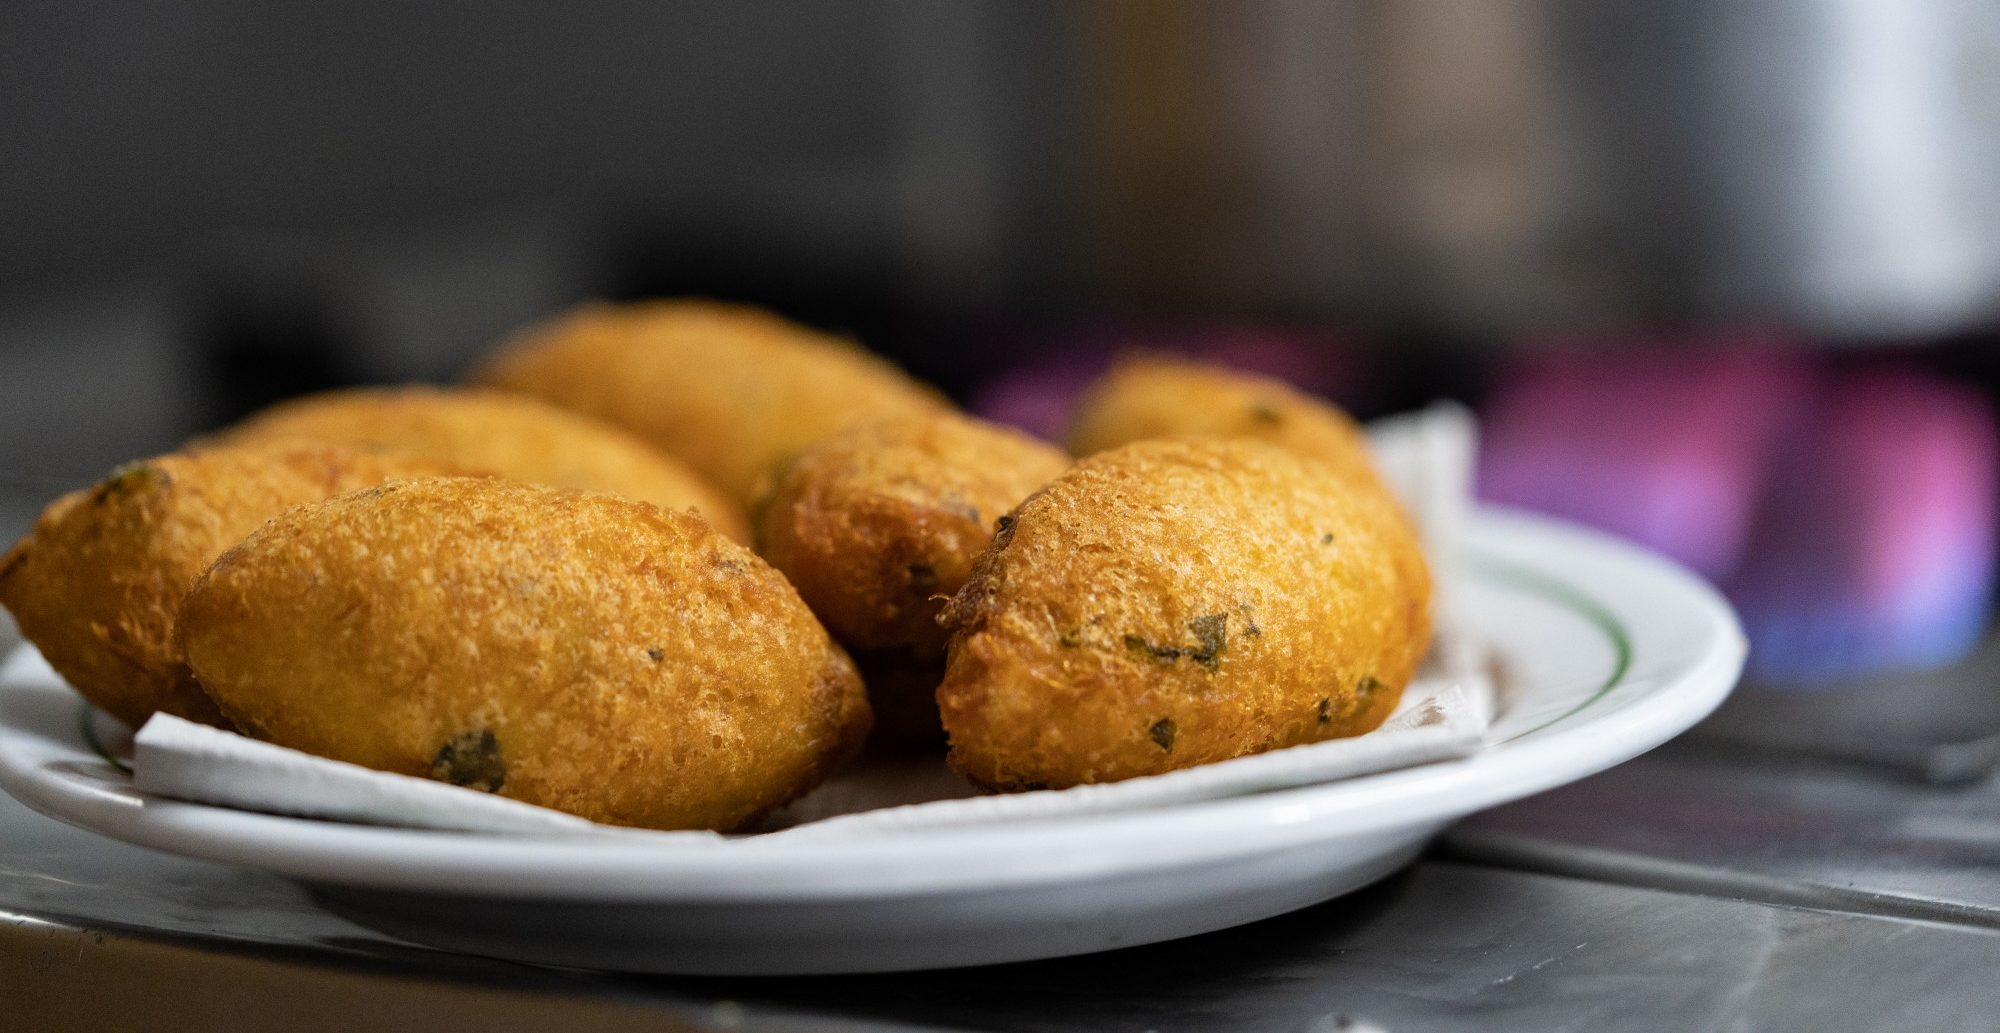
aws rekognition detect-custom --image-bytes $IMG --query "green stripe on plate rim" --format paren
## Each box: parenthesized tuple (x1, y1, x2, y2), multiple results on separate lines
(78, 701, 132, 773)
(1467, 553, 1635, 743)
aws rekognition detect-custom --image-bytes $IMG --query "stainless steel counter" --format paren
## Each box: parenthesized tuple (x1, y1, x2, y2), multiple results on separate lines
(8, 765, 2000, 1032)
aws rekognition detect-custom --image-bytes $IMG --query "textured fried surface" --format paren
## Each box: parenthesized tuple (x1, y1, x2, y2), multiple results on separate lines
(755, 413, 1069, 749)
(179, 477, 870, 831)
(937, 438, 1431, 790)
(224, 385, 749, 543)
(1067, 355, 1387, 493)
(756, 413, 1070, 652)
(474, 300, 949, 504)
(0, 443, 459, 728)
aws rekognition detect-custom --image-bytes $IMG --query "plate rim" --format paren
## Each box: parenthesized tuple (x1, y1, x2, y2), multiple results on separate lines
(0, 505, 1746, 902)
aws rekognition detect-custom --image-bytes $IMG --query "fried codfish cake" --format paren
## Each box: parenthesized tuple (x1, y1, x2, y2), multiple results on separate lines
(755, 413, 1071, 747)
(222, 385, 749, 543)
(937, 438, 1430, 790)
(757, 413, 1070, 651)
(178, 477, 870, 831)
(1067, 355, 1387, 494)
(474, 300, 950, 504)
(0, 443, 461, 729)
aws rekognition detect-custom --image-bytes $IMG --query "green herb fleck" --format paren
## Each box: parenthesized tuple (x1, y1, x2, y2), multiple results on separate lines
(907, 562, 939, 591)
(431, 729, 505, 792)
(92, 461, 168, 504)
(1149, 717, 1177, 751)
(1250, 403, 1284, 425)
(1355, 675, 1386, 708)
(646, 647, 665, 662)
(1124, 615, 1231, 669)
(1186, 613, 1227, 670)
(1058, 629, 1083, 648)
(1320, 533, 1335, 545)
(1317, 697, 1333, 724)
(1124, 634, 1183, 663)
(1238, 604, 1262, 637)
(995, 514, 1016, 534)
(78, 702, 133, 774)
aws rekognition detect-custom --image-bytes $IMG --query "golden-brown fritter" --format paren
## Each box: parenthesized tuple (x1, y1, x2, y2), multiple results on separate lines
(937, 438, 1431, 791)
(1067, 355, 1388, 494)
(222, 385, 750, 543)
(473, 300, 950, 504)
(756, 413, 1070, 651)
(178, 477, 871, 831)
(0, 443, 461, 729)
(755, 413, 1070, 749)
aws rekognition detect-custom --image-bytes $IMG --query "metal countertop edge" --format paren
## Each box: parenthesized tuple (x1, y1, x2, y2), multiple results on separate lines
(0, 906, 973, 1033)
(1437, 831, 2000, 935)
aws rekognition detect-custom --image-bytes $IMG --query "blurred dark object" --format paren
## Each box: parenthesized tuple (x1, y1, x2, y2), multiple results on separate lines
(198, 278, 360, 430)
(1075, 0, 2000, 337)
(5, 2, 1998, 369)
(968, 321, 1363, 440)
(0, 282, 196, 495)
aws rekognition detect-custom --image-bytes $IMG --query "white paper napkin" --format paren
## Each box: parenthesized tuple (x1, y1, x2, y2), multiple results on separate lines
(132, 715, 686, 838)
(126, 403, 1489, 839)
(760, 649, 1491, 840)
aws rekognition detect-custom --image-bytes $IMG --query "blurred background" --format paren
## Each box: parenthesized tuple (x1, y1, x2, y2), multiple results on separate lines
(4, 0, 2000, 712)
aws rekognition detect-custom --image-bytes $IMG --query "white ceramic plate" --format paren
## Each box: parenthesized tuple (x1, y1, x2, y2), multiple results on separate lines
(0, 507, 1744, 974)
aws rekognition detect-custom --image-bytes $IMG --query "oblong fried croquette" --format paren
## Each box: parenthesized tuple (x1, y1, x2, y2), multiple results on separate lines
(756, 413, 1071, 652)
(0, 443, 463, 729)
(936, 438, 1431, 791)
(178, 477, 871, 831)
(755, 413, 1070, 749)
(1066, 355, 1387, 493)
(221, 385, 750, 543)
(473, 300, 951, 504)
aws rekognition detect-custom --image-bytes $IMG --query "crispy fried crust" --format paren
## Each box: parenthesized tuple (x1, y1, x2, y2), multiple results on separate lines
(1066, 355, 1387, 493)
(0, 443, 461, 728)
(756, 413, 1070, 652)
(223, 385, 750, 543)
(752, 414, 1072, 748)
(473, 301, 950, 504)
(178, 477, 871, 831)
(937, 438, 1431, 790)
(755, 413, 1069, 749)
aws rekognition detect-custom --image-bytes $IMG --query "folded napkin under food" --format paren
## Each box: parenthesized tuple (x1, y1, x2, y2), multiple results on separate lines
(759, 665, 1489, 840)
(132, 714, 620, 836)
(126, 403, 1488, 841)
(130, 636, 1491, 842)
